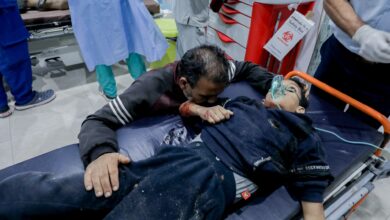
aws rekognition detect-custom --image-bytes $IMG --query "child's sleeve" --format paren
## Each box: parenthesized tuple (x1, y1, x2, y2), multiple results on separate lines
(284, 133, 334, 202)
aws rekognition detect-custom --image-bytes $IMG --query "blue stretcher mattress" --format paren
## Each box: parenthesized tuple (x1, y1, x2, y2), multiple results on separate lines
(0, 82, 383, 219)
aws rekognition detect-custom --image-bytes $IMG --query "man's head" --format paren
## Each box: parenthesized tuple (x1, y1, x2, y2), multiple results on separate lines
(177, 45, 231, 104)
(263, 77, 309, 113)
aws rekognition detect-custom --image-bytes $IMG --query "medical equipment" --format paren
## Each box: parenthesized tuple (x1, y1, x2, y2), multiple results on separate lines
(270, 75, 303, 109)
(270, 75, 286, 109)
(270, 75, 285, 100)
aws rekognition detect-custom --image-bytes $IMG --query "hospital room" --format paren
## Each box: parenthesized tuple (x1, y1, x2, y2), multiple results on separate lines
(1, 0, 390, 219)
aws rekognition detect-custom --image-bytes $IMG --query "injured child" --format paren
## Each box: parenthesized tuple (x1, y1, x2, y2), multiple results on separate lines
(0, 77, 333, 220)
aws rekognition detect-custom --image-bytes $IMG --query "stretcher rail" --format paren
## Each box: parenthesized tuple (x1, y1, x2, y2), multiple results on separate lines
(286, 71, 390, 154)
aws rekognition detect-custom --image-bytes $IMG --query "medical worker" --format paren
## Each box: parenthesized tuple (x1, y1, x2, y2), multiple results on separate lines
(0, 0, 56, 118)
(312, 0, 390, 128)
(68, 0, 168, 100)
(173, 0, 210, 58)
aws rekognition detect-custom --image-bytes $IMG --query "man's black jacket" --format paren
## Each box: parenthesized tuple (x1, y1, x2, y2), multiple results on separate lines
(78, 61, 274, 166)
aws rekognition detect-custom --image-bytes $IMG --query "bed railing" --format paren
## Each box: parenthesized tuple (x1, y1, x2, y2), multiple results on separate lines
(285, 71, 390, 155)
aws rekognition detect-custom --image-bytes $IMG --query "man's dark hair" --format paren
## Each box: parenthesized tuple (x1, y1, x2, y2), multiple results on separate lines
(177, 45, 230, 87)
(290, 77, 309, 109)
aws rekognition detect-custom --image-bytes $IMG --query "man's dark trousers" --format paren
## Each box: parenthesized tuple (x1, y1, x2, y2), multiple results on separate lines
(0, 143, 235, 220)
(312, 35, 390, 128)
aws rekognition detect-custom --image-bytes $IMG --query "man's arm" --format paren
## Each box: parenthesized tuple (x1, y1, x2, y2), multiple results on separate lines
(230, 61, 275, 95)
(79, 67, 176, 197)
(324, 0, 363, 37)
(78, 69, 175, 166)
(324, 0, 390, 63)
(301, 201, 325, 220)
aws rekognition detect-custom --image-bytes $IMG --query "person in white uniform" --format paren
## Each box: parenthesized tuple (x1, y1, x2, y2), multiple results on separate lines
(68, 0, 168, 99)
(173, 0, 209, 58)
(311, 0, 390, 128)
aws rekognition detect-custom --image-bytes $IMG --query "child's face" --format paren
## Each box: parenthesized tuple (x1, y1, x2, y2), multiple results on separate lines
(263, 79, 305, 113)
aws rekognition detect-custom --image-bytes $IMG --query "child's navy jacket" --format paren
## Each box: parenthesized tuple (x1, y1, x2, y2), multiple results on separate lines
(202, 96, 334, 203)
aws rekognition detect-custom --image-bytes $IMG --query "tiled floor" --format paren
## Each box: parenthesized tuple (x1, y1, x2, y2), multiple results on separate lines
(0, 62, 389, 219)
(0, 63, 133, 167)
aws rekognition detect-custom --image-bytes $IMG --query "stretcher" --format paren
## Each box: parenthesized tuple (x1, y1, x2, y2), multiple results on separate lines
(21, 9, 72, 40)
(0, 72, 389, 219)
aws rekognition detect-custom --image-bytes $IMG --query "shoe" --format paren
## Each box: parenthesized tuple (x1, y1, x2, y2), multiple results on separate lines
(98, 87, 116, 102)
(0, 106, 14, 118)
(15, 90, 56, 110)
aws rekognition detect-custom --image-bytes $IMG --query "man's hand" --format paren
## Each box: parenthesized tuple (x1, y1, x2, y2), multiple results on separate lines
(193, 105, 234, 124)
(353, 25, 390, 63)
(179, 101, 234, 123)
(84, 153, 131, 198)
(301, 201, 325, 220)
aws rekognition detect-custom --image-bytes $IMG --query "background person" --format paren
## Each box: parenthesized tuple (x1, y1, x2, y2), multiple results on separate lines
(0, 0, 55, 118)
(311, 0, 390, 128)
(68, 0, 168, 100)
(173, 0, 209, 58)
